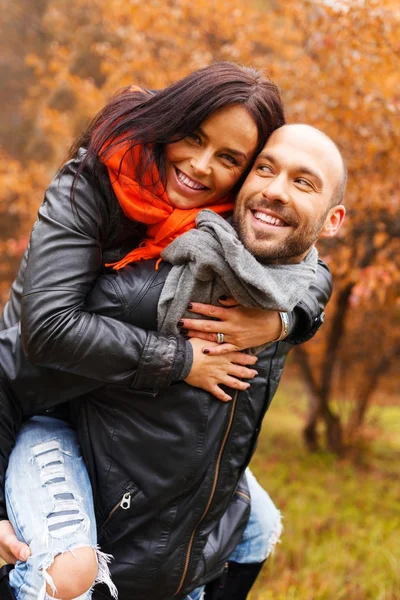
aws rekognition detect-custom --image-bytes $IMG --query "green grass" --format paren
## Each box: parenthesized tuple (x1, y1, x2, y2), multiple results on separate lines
(249, 376, 400, 600)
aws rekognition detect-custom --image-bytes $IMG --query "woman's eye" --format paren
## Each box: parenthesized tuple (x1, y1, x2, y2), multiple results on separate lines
(187, 133, 201, 144)
(221, 154, 238, 166)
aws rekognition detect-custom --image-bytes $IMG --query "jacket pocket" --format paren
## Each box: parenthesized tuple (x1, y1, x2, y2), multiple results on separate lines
(99, 481, 140, 533)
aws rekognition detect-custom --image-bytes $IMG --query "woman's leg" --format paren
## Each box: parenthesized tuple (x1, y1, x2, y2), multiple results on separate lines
(204, 468, 282, 600)
(228, 468, 282, 564)
(5, 416, 117, 600)
(185, 586, 205, 600)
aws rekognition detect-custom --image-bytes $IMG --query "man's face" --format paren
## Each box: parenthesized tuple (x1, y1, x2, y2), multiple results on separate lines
(233, 126, 345, 264)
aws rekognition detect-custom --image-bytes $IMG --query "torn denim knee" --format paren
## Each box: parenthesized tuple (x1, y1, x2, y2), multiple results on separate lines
(39, 545, 118, 600)
(31, 440, 118, 600)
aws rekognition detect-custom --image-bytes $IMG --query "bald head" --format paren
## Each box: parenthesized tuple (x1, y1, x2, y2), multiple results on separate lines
(233, 123, 347, 264)
(268, 124, 347, 207)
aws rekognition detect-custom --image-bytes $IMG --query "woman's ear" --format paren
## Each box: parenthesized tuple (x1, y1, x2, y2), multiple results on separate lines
(319, 204, 346, 238)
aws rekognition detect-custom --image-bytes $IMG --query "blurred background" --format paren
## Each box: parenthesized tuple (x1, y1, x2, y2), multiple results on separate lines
(0, 0, 399, 597)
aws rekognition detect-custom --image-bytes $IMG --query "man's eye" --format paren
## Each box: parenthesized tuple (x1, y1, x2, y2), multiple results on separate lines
(257, 165, 273, 174)
(296, 178, 312, 187)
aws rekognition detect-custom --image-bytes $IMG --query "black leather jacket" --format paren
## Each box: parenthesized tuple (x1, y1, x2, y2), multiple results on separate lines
(0, 152, 332, 599)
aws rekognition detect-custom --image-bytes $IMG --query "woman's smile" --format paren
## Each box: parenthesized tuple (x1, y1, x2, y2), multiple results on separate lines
(174, 167, 209, 192)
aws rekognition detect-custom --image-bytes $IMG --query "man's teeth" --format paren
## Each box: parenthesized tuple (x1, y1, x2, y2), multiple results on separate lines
(177, 170, 206, 190)
(254, 211, 286, 227)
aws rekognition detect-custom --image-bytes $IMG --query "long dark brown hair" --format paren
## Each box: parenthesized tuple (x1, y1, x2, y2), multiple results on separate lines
(69, 62, 285, 197)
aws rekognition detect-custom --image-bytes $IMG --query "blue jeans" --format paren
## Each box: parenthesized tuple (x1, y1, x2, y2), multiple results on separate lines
(6, 417, 282, 600)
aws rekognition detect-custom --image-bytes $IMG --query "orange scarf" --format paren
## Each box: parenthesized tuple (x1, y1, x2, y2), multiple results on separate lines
(102, 143, 234, 270)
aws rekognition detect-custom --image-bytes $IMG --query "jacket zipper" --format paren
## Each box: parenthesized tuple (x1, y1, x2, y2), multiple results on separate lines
(175, 390, 239, 596)
(100, 488, 134, 532)
(235, 490, 251, 502)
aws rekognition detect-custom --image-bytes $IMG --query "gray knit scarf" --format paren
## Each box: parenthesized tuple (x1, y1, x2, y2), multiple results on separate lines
(158, 209, 318, 339)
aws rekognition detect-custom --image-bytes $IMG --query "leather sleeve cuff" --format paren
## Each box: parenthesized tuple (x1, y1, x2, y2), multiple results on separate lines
(132, 332, 190, 393)
(174, 338, 193, 381)
(285, 302, 325, 345)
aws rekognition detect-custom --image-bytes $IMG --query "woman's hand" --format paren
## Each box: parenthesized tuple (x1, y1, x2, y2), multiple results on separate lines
(0, 520, 30, 564)
(185, 338, 258, 402)
(179, 298, 282, 356)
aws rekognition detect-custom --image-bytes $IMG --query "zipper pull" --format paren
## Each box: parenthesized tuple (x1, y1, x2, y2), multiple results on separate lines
(120, 492, 131, 510)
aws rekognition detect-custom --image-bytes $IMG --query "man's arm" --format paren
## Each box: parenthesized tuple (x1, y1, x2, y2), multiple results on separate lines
(285, 258, 332, 344)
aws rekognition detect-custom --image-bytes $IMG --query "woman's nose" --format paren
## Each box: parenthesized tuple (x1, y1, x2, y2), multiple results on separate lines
(190, 151, 212, 176)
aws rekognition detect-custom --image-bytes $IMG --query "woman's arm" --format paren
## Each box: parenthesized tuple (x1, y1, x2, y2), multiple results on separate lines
(176, 258, 332, 352)
(19, 155, 188, 392)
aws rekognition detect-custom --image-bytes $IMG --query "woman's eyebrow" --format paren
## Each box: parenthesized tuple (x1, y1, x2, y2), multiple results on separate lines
(225, 148, 248, 160)
(197, 126, 248, 160)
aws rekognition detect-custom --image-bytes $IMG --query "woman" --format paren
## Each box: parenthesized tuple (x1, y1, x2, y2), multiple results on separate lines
(0, 62, 330, 599)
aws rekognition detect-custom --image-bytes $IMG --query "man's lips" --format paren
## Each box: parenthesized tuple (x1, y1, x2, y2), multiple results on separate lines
(174, 167, 209, 191)
(251, 209, 290, 227)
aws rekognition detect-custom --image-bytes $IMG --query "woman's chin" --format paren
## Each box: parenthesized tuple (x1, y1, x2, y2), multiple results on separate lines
(167, 189, 213, 210)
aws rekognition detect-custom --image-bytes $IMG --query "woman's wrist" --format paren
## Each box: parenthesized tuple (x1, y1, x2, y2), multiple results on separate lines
(176, 338, 193, 381)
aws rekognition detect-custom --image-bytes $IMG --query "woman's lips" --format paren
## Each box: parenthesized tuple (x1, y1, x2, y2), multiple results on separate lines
(174, 167, 209, 192)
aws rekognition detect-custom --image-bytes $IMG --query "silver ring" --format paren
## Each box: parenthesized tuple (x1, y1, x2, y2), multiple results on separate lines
(217, 332, 224, 344)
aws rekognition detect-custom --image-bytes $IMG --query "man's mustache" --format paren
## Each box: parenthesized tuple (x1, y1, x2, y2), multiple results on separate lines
(245, 198, 299, 228)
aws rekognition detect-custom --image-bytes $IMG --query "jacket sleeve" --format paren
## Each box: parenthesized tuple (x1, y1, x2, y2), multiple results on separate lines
(0, 325, 107, 522)
(20, 157, 190, 391)
(285, 258, 332, 345)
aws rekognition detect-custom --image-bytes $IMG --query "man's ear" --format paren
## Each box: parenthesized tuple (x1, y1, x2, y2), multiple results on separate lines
(319, 205, 346, 238)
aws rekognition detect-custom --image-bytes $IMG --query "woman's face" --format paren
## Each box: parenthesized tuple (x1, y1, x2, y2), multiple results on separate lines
(164, 104, 258, 210)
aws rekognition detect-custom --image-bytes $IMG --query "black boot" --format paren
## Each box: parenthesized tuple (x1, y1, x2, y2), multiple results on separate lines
(0, 564, 16, 599)
(204, 560, 266, 600)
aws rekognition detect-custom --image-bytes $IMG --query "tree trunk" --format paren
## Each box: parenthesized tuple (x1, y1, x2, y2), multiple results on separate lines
(303, 392, 320, 452)
(293, 347, 321, 451)
(323, 408, 344, 455)
(347, 344, 400, 437)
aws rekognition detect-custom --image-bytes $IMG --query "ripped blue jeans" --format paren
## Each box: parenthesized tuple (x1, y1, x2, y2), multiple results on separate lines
(5, 417, 282, 600)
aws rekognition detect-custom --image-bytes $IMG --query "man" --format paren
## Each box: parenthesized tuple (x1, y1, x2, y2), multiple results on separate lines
(0, 124, 345, 600)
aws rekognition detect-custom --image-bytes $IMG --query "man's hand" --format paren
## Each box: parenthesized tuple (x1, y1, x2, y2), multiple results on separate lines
(179, 299, 282, 355)
(185, 338, 258, 402)
(0, 520, 30, 564)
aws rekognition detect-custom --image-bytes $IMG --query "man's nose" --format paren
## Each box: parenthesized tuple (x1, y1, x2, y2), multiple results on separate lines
(261, 175, 290, 204)
(190, 151, 212, 176)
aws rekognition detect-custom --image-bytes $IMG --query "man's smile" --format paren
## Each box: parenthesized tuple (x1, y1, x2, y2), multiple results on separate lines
(251, 209, 289, 228)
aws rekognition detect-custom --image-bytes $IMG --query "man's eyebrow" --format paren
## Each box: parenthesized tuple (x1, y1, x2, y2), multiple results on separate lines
(256, 152, 324, 187)
(197, 127, 248, 160)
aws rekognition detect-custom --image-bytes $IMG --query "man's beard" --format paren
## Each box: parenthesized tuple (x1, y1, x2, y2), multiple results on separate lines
(233, 198, 327, 264)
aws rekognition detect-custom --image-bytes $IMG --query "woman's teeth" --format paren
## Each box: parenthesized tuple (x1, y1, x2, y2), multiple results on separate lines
(254, 211, 286, 227)
(176, 169, 207, 190)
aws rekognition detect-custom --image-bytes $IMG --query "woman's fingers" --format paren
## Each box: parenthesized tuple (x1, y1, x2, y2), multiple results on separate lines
(186, 302, 229, 320)
(210, 386, 233, 403)
(185, 330, 235, 346)
(185, 339, 257, 403)
(181, 303, 282, 350)
(228, 352, 258, 366)
(201, 343, 241, 355)
(228, 365, 258, 380)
